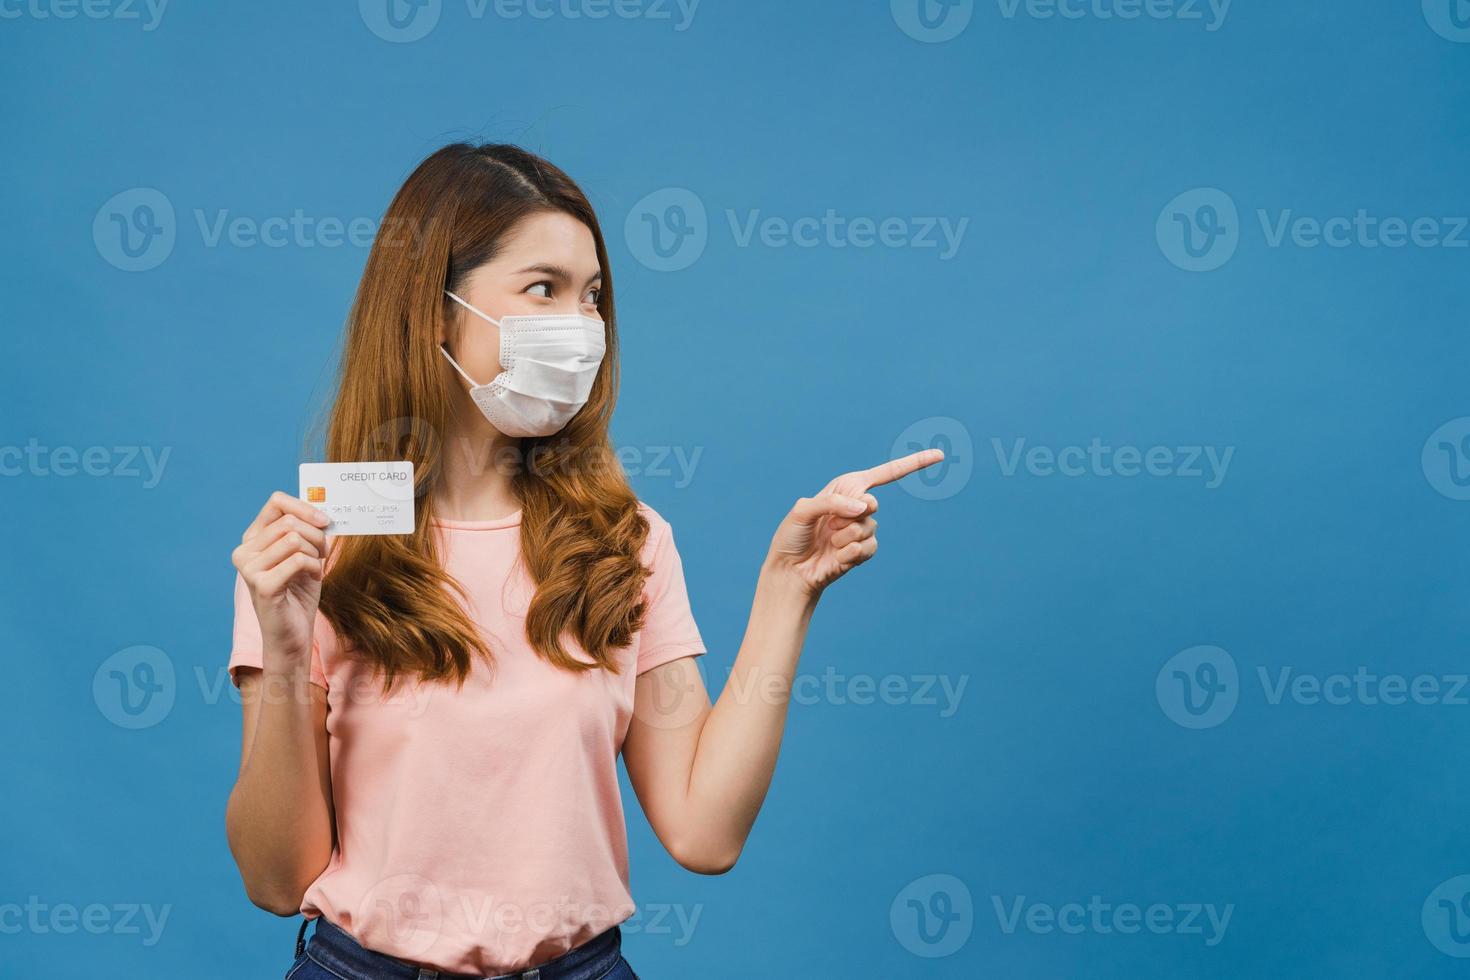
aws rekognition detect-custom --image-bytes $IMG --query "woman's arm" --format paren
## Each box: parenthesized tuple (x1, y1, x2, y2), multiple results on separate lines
(224, 493, 337, 914)
(226, 668, 333, 914)
(623, 449, 944, 874)
(624, 565, 815, 874)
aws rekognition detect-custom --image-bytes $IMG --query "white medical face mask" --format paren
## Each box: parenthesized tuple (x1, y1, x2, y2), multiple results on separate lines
(440, 289, 606, 438)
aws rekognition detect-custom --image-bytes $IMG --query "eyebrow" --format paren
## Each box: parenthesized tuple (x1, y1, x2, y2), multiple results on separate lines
(514, 263, 602, 287)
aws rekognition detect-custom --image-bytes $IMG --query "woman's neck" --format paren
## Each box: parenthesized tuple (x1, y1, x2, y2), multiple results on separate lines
(433, 417, 522, 521)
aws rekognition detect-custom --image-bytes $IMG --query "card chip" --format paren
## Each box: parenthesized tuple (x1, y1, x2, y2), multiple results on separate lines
(307, 486, 326, 503)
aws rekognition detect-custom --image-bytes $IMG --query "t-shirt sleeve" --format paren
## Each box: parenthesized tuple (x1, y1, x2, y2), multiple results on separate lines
(635, 515, 707, 675)
(229, 572, 330, 690)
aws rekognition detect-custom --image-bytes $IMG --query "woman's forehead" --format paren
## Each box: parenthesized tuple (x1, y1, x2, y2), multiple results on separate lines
(495, 212, 599, 271)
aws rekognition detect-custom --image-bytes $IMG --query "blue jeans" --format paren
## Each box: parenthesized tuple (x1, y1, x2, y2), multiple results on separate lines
(283, 916, 637, 980)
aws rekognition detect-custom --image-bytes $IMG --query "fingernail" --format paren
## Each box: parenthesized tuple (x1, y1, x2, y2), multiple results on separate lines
(845, 498, 866, 513)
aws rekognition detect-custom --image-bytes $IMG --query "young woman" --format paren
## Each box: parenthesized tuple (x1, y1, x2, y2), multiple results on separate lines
(225, 143, 941, 980)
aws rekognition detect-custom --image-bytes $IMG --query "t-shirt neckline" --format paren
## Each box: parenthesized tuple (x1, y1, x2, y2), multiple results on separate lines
(431, 509, 523, 531)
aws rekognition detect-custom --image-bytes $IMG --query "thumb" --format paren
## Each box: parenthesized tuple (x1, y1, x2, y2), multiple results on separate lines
(788, 493, 868, 528)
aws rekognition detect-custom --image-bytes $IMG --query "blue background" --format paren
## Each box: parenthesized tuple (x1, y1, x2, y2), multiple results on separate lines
(3, 0, 1469, 976)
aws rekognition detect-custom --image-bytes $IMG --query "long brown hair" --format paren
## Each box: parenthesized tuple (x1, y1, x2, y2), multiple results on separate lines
(317, 143, 649, 689)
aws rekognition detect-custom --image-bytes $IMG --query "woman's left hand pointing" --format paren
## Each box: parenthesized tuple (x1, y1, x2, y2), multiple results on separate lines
(766, 448, 945, 598)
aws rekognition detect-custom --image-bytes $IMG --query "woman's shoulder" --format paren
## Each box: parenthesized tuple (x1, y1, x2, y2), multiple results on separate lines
(633, 501, 678, 558)
(634, 499, 671, 530)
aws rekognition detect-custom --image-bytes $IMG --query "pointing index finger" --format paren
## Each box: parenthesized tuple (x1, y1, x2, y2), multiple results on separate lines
(859, 448, 946, 490)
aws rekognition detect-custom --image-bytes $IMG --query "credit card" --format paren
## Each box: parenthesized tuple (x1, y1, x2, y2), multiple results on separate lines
(298, 461, 415, 535)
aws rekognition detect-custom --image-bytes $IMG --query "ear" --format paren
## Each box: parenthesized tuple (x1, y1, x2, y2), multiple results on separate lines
(438, 296, 454, 345)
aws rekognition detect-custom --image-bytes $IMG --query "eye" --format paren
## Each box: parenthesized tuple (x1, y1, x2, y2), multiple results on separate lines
(583, 286, 602, 307)
(526, 281, 553, 298)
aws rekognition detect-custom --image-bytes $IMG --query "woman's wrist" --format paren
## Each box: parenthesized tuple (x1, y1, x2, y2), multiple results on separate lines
(758, 553, 821, 616)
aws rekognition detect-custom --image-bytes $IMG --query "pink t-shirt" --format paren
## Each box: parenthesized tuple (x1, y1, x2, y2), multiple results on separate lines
(228, 503, 705, 974)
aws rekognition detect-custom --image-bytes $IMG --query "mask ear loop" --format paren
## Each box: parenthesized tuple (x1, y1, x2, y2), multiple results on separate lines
(438, 345, 481, 387)
(440, 290, 497, 387)
(444, 289, 501, 326)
